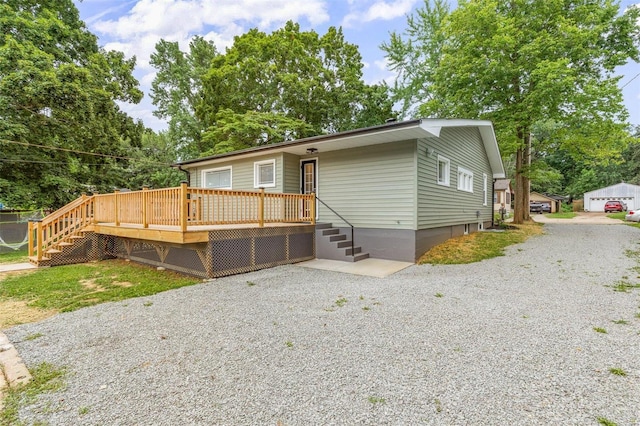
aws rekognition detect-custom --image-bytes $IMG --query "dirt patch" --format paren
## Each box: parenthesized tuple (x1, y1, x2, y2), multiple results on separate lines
(112, 281, 133, 287)
(79, 278, 105, 291)
(0, 300, 57, 329)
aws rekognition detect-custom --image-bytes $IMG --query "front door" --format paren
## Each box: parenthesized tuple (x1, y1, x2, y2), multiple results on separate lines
(301, 159, 317, 219)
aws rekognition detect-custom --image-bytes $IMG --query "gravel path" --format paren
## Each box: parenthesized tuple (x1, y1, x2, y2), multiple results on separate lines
(5, 224, 640, 425)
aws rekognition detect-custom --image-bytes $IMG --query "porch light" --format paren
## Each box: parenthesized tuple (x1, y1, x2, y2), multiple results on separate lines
(306, 148, 318, 154)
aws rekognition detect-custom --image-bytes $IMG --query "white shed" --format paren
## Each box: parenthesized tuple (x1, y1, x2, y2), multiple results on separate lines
(583, 182, 640, 211)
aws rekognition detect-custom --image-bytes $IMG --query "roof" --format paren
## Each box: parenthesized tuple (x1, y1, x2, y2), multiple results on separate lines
(583, 182, 640, 198)
(494, 179, 512, 191)
(176, 118, 506, 178)
(530, 192, 557, 202)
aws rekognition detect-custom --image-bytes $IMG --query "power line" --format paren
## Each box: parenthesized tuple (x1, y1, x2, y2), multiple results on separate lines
(0, 158, 111, 166)
(0, 138, 174, 166)
(621, 71, 640, 89)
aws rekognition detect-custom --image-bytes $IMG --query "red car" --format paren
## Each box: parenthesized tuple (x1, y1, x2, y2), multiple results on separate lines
(604, 200, 627, 213)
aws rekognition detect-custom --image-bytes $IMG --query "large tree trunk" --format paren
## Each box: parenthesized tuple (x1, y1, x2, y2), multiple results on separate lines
(512, 129, 531, 224)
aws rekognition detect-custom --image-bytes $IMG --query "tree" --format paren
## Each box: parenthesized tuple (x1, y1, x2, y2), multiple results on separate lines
(151, 22, 394, 158)
(150, 36, 218, 159)
(0, 0, 144, 209)
(383, 0, 640, 223)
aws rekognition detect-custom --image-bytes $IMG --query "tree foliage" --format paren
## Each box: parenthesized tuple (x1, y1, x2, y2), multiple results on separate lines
(0, 0, 145, 209)
(383, 0, 639, 222)
(151, 21, 394, 158)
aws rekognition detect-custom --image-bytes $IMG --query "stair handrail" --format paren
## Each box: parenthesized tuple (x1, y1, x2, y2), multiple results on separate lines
(315, 195, 355, 259)
(30, 194, 95, 261)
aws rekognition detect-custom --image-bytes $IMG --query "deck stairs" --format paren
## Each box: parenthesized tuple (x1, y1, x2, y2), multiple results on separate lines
(28, 195, 95, 266)
(316, 223, 369, 262)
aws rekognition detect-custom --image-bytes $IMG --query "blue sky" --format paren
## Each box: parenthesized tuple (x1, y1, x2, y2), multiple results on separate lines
(73, 0, 640, 132)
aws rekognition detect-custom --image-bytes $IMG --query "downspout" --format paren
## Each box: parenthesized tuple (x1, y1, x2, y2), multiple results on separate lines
(177, 165, 190, 186)
(492, 178, 497, 228)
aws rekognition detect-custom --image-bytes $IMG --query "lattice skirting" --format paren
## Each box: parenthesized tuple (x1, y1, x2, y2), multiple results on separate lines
(96, 225, 315, 278)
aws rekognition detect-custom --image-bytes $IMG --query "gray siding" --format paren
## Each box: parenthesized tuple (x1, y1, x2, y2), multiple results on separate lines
(188, 153, 285, 193)
(316, 140, 416, 229)
(417, 127, 493, 229)
(282, 153, 301, 194)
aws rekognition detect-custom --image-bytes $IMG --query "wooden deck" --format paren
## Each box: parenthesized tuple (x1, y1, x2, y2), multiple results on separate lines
(28, 183, 315, 265)
(90, 222, 312, 244)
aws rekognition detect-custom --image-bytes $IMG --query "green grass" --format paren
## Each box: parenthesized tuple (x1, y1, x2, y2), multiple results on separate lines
(609, 367, 627, 376)
(597, 417, 618, 426)
(593, 327, 607, 334)
(0, 259, 200, 313)
(545, 211, 577, 219)
(419, 223, 543, 264)
(0, 249, 28, 264)
(607, 212, 626, 220)
(0, 362, 66, 426)
(367, 396, 386, 405)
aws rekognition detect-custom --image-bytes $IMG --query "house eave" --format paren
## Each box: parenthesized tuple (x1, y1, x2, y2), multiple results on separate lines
(175, 118, 506, 179)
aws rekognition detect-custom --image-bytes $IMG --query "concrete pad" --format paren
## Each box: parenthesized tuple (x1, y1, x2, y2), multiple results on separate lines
(296, 258, 413, 278)
(0, 263, 37, 273)
(0, 332, 32, 389)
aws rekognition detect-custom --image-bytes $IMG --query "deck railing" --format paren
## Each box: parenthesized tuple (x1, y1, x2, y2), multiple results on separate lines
(30, 183, 315, 261)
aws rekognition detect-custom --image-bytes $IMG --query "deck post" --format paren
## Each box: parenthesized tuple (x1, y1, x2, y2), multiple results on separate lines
(180, 181, 188, 232)
(142, 186, 149, 228)
(310, 193, 316, 224)
(258, 187, 265, 227)
(36, 220, 43, 262)
(114, 189, 120, 226)
(81, 193, 86, 224)
(28, 221, 34, 258)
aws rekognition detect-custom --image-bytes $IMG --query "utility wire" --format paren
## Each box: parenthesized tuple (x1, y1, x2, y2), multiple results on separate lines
(621, 71, 640, 89)
(0, 138, 174, 166)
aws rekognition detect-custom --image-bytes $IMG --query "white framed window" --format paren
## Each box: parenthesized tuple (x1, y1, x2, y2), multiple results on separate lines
(254, 159, 276, 188)
(202, 166, 232, 189)
(458, 167, 473, 192)
(483, 173, 488, 206)
(437, 155, 450, 186)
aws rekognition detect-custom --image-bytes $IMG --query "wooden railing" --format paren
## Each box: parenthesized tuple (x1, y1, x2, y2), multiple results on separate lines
(30, 183, 315, 261)
(28, 194, 95, 262)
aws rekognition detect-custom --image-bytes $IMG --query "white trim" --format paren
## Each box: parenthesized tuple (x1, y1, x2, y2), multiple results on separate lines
(300, 157, 319, 220)
(457, 167, 474, 193)
(254, 159, 276, 188)
(437, 155, 450, 187)
(201, 166, 232, 189)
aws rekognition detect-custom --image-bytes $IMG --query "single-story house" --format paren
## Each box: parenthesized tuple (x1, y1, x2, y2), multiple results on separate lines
(583, 182, 640, 212)
(177, 118, 506, 262)
(494, 179, 512, 215)
(530, 192, 561, 213)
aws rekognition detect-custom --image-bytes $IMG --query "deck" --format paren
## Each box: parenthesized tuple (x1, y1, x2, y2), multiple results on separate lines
(28, 184, 316, 277)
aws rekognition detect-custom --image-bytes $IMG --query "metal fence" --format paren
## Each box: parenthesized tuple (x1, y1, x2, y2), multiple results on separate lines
(0, 210, 44, 254)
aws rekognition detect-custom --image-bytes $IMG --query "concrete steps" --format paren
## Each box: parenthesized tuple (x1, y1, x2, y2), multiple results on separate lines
(316, 223, 369, 262)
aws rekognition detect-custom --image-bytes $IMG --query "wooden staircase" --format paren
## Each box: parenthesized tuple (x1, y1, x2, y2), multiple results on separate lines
(28, 195, 95, 266)
(316, 223, 369, 262)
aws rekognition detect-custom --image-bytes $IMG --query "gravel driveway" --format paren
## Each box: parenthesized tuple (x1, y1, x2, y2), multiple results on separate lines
(5, 223, 640, 425)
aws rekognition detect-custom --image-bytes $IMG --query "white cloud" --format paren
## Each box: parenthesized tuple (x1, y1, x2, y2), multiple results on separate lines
(342, 0, 417, 28)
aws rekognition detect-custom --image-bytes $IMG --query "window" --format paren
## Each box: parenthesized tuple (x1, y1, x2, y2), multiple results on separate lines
(254, 159, 276, 188)
(458, 167, 473, 193)
(483, 173, 488, 205)
(202, 167, 231, 189)
(437, 155, 450, 186)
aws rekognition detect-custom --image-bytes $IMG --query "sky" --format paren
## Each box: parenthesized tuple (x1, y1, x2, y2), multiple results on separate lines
(72, 0, 640, 132)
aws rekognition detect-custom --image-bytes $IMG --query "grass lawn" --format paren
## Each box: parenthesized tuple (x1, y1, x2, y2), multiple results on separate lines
(0, 249, 28, 264)
(545, 211, 577, 219)
(418, 222, 544, 265)
(607, 212, 626, 220)
(0, 259, 201, 328)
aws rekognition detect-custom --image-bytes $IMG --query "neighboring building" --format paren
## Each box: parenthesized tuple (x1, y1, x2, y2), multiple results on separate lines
(494, 179, 512, 215)
(530, 192, 561, 213)
(177, 118, 505, 262)
(583, 182, 640, 212)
